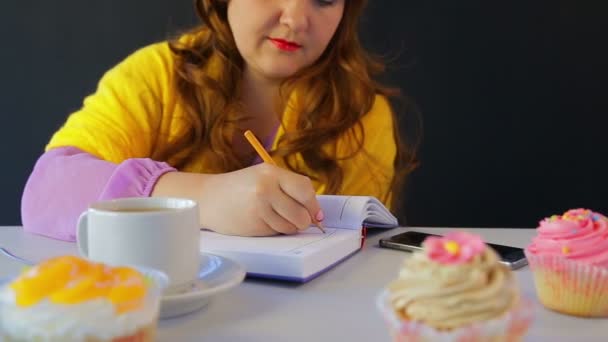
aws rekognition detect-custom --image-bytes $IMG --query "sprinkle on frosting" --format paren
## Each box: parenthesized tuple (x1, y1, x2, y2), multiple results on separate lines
(9, 256, 147, 313)
(563, 209, 589, 220)
(424, 232, 486, 265)
(562, 246, 571, 255)
(542, 209, 608, 232)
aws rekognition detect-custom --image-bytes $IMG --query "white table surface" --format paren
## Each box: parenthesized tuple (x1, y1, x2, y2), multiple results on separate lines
(1, 226, 606, 341)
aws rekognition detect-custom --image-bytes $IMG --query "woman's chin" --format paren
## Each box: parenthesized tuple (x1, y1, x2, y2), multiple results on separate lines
(256, 60, 306, 80)
(263, 68, 300, 81)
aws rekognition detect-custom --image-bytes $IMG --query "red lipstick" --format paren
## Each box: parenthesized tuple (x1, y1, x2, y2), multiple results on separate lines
(269, 38, 302, 52)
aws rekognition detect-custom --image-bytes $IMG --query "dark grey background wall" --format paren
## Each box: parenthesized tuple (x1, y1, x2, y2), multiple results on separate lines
(1, 1, 606, 228)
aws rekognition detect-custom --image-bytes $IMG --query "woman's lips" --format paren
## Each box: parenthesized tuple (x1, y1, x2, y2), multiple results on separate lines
(269, 38, 302, 52)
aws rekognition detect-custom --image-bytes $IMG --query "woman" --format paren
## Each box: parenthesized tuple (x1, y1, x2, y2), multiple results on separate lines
(22, 0, 417, 241)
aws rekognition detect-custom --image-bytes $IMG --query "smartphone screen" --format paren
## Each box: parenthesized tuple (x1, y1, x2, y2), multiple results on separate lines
(379, 231, 528, 269)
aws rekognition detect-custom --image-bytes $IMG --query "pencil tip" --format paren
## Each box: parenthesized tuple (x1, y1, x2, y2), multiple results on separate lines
(316, 222, 326, 234)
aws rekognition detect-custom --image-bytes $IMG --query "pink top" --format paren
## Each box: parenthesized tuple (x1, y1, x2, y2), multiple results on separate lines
(527, 208, 608, 267)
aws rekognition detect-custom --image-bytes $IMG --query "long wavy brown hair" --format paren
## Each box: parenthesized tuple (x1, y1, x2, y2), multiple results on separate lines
(166, 0, 418, 210)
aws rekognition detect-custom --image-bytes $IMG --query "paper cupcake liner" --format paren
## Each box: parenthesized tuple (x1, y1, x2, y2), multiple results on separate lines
(524, 250, 608, 317)
(376, 290, 534, 342)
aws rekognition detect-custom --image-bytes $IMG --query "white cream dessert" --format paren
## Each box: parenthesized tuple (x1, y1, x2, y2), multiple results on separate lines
(378, 232, 532, 342)
(388, 235, 518, 329)
(0, 256, 162, 342)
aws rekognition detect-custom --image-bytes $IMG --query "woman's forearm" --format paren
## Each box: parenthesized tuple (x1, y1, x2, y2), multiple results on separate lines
(150, 171, 223, 229)
(150, 171, 211, 203)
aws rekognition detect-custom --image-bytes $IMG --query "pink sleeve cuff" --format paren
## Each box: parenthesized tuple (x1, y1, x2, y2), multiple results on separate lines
(99, 157, 176, 200)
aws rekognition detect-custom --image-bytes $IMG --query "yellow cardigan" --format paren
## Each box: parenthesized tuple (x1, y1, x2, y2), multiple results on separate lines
(46, 42, 397, 207)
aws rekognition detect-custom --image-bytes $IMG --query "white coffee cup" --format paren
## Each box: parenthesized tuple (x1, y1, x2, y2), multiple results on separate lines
(76, 197, 201, 291)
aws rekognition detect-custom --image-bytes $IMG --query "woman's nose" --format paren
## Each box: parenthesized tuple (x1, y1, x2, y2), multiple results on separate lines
(279, 0, 311, 33)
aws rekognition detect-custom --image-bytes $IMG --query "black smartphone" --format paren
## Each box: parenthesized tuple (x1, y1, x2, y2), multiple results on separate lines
(379, 231, 528, 270)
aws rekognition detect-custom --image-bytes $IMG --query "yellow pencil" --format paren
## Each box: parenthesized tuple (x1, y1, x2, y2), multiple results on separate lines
(244, 130, 325, 234)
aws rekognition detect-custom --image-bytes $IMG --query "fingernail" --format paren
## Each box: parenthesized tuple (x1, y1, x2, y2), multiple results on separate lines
(315, 210, 325, 222)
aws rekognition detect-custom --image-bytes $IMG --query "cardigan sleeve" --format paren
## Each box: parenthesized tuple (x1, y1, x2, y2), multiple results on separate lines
(21, 147, 175, 241)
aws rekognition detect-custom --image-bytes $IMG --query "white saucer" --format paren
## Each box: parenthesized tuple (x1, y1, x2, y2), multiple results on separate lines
(159, 253, 246, 319)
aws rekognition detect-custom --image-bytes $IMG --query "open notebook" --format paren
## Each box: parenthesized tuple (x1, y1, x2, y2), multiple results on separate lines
(200, 195, 398, 282)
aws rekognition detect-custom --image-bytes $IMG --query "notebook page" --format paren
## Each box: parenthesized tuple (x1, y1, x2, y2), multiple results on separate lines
(317, 195, 368, 229)
(201, 227, 348, 254)
(363, 198, 398, 227)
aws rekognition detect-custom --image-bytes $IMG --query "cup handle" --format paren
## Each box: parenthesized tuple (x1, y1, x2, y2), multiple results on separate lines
(76, 211, 89, 257)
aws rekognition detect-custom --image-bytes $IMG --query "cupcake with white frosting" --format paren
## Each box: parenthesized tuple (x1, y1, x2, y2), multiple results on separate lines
(378, 231, 533, 341)
(0, 255, 167, 342)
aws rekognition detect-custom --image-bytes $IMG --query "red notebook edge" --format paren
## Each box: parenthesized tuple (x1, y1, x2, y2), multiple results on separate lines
(360, 225, 368, 249)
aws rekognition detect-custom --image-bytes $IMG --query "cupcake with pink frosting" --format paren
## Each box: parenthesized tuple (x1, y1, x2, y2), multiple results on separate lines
(378, 231, 533, 342)
(526, 208, 608, 317)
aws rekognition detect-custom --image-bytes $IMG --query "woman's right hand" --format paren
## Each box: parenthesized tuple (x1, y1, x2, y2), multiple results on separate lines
(152, 164, 324, 236)
(198, 163, 324, 236)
